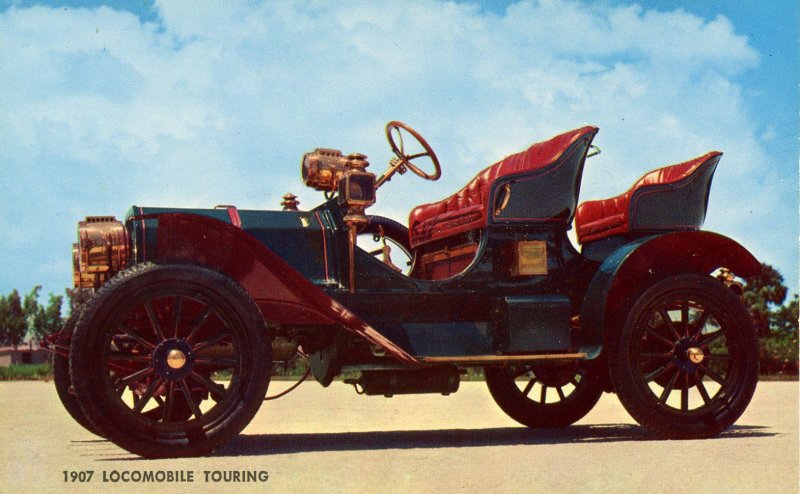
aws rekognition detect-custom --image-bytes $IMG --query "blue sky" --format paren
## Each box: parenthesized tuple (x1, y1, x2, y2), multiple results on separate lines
(1, 0, 797, 303)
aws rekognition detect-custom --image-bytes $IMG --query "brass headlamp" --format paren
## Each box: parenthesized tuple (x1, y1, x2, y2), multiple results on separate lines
(301, 149, 376, 206)
(73, 216, 129, 289)
(302, 149, 377, 292)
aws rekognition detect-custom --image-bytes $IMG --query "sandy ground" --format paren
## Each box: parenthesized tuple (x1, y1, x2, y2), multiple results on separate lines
(0, 380, 797, 494)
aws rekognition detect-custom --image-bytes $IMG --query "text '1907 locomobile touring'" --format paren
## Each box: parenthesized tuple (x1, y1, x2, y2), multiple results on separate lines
(48, 121, 761, 458)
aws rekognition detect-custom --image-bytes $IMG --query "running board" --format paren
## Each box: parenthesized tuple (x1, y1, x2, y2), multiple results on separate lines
(419, 353, 587, 365)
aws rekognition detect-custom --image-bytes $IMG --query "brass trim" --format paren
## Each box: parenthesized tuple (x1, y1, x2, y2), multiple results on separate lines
(511, 240, 548, 276)
(166, 349, 187, 369)
(74, 216, 129, 289)
(419, 353, 587, 364)
(687, 347, 704, 364)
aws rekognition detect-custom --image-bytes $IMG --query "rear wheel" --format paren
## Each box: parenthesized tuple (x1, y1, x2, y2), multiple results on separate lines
(53, 306, 102, 436)
(70, 263, 271, 458)
(609, 274, 758, 438)
(485, 359, 605, 428)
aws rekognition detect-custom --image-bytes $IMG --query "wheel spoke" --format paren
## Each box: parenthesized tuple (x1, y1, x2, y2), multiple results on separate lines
(705, 353, 732, 362)
(406, 151, 429, 160)
(659, 308, 681, 340)
(194, 357, 237, 368)
(185, 307, 213, 344)
(521, 378, 536, 397)
(117, 323, 156, 350)
(161, 381, 174, 422)
(680, 373, 689, 411)
(113, 366, 155, 392)
(193, 332, 232, 353)
(144, 300, 167, 341)
(107, 354, 152, 364)
(689, 309, 711, 339)
(696, 378, 711, 404)
(555, 386, 566, 401)
(659, 369, 678, 403)
(699, 329, 727, 347)
(512, 367, 532, 379)
(178, 379, 203, 419)
(188, 371, 227, 400)
(133, 377, 163, 413)
(681, 301, 689, 337)
(540, 385, 547, 403)
(645, 362, 674, 383)
(698, 364, 726, 385)
(172, 296, 183, 339)
(644, 327, 675, 348)
(640, 352, 672, 360)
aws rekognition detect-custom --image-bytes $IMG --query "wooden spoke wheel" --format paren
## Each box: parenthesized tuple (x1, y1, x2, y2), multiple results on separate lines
(485, 359, 605, 428)
(610, 274, 758, 438)
(69, 263, 271, 458)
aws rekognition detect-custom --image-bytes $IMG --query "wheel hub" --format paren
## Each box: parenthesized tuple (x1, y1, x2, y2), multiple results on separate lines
(530, 362, 579, 387)
(166, 349, 187, 369)
(152, 339, 195, 380)
(672, 338, 703, 373)
(687, 347, 704, 364)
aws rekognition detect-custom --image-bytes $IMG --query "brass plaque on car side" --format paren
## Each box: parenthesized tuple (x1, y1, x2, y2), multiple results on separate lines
(512, 240, 547, 276)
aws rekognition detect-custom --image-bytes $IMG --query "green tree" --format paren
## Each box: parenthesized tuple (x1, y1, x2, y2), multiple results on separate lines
(744, 263, 788, 336)
(30, 293, 64, 341)
(0, 295, 8, 344)
(745, 264, 799, 375)
(772, 295, 799, 334)
(3, 290, 27, 355)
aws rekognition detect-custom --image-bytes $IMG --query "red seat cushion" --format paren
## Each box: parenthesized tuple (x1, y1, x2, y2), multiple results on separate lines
(575, 151, 721, 244)
(409, 126, 598, 248)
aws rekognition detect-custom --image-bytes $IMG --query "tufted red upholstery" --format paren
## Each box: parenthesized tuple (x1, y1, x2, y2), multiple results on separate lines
(575, 151, 722, 244)
(409, 126, 598, 248)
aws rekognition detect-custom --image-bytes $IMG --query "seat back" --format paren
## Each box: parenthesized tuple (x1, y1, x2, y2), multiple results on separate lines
(574, 151, 721, 245)
(409, 126, 599, 249)
(628, 151, 721, 232)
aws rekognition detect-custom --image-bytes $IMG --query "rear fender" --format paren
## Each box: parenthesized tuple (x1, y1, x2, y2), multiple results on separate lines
(151, 213, 419, 366)
(579, 230, 760, 358)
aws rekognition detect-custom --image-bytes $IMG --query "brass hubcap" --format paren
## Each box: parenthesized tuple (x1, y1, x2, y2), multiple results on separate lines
(687, 347, 704, 364)
(166, 349, 187, 369)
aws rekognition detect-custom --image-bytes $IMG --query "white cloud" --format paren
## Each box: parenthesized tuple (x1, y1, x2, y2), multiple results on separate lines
(0, 0, 795, 296)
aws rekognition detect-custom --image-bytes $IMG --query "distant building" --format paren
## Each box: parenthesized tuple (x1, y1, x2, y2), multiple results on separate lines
(0, 342, 48, 366)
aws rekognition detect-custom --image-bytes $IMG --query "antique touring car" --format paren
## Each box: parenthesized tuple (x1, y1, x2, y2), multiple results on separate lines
(51, 121, 760, 458)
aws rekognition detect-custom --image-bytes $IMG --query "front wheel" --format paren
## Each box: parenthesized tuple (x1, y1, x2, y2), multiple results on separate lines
(70, 263, 272, 458)
(609, 274, 758, 439)
(485, 359, 605, 428)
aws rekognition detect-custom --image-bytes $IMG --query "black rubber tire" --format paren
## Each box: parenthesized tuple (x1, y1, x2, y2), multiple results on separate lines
(53, 305, 103, 436)
(70, 262, 272, 458)
(609, 274, 758, 439)
(363, 215, 411, 251)
(360, 215, 413, 274)
(485, 359, 605, 428)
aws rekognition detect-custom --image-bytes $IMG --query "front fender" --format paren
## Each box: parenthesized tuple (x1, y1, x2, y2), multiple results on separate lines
(151, 213, 419, 366)
(579, 230, 760, 358)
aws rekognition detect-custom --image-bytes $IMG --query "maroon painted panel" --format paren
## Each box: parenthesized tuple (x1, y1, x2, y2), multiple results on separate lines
(154, 213, 419, 366)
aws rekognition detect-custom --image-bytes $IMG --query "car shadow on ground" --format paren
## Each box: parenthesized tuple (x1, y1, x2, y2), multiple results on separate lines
(205, 423, 774, 458)
(85, 424, 774, 460)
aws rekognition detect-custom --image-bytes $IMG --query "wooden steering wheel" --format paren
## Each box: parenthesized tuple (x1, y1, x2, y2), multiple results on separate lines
(377, 121, 441, 188)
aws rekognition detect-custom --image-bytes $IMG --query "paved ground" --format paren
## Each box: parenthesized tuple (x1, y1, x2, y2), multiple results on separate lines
(1, 380, 797, 494)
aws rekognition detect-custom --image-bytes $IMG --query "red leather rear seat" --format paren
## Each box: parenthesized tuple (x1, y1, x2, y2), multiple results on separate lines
(575, 151, 721, 244)
(409, 126, 598, 248)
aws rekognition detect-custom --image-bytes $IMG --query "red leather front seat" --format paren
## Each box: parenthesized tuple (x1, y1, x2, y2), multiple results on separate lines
(409, 126, 598, 248)
(575, 151, 722, 244)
